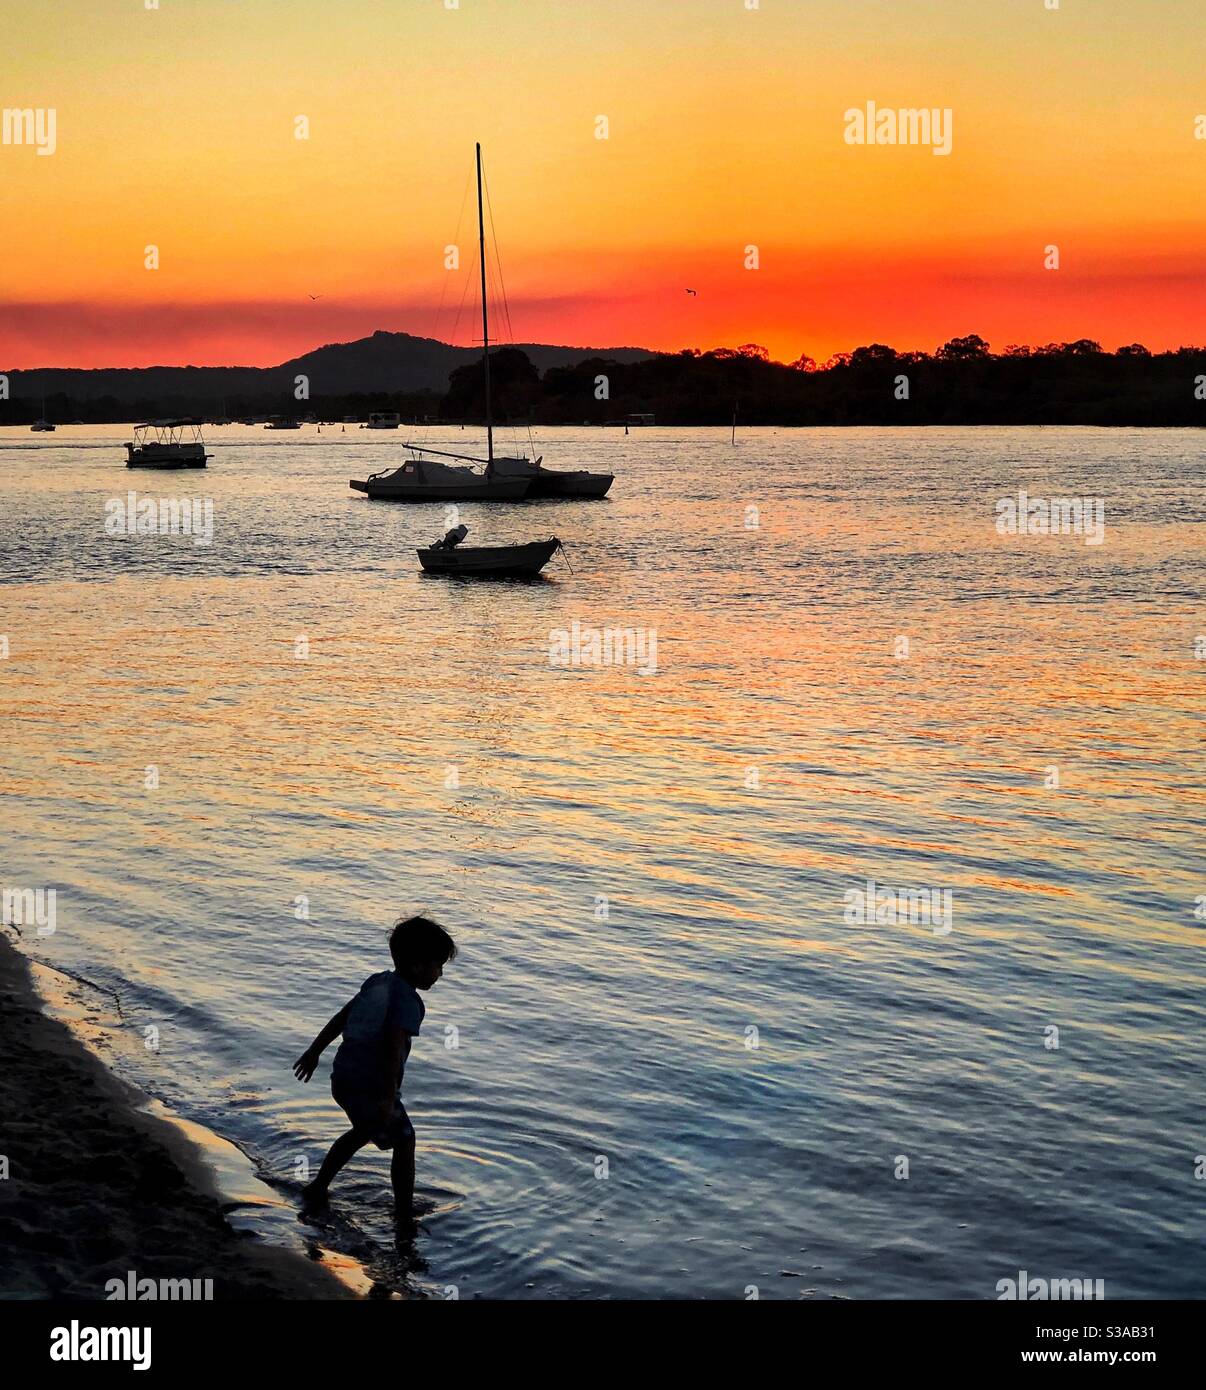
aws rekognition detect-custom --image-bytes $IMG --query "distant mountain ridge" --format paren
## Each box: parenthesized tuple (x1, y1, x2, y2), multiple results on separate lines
(1, 330, 656, 403)
(8, 331, 1191, 426)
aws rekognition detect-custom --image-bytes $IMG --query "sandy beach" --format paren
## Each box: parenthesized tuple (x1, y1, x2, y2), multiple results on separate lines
(0, 934, 346, 1300)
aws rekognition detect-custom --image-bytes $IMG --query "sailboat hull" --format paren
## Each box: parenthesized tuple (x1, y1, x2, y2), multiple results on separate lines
(350, 476, 530, 501)
(526, 470, 614, 498)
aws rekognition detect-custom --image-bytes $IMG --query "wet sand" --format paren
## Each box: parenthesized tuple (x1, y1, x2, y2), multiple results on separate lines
(0, 935, 347, 1299)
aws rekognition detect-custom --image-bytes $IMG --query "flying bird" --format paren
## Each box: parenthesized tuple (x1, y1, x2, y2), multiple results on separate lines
(308, 294, 323, 301)
(685, 288, 697, 296)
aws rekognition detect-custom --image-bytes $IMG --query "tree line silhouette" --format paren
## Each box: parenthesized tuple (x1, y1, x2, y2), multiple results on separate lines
(5, 335, 1205, 426)
(500, 336, 1206, 427)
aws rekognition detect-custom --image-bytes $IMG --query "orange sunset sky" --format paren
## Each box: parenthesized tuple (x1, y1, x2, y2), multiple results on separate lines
(2, 0, 1205, 369)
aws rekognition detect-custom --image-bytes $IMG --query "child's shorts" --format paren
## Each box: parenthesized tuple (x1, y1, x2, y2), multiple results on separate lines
(331, 1076, 415, 1151)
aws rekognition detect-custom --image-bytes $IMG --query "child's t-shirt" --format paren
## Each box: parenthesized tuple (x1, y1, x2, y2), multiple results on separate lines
(331, 970, 425, 1094)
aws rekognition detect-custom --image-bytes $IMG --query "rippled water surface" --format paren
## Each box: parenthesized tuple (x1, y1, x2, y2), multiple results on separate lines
(1, 424, 1202, 1298)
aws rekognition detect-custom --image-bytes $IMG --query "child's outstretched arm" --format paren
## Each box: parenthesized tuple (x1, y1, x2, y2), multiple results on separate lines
(293, 1001, 352, 1082)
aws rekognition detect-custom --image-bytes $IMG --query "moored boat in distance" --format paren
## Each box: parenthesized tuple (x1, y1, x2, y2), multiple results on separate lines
(365, 411, 400, 429)
(265, 417, 302, 430)
(31, 395, 56, 431)
(348, 145, 533, 503)
(125, 419, 211, 468)
(417, 524, 563, 578)
(351, 143, 613, 504)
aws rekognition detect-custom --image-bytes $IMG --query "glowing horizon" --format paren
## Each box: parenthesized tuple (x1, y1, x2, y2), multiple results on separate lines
(2, 0, 1205, 369)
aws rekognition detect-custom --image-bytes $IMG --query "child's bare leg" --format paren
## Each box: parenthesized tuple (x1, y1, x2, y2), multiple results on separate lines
(305, 1128, 370, 1201)
(391, 1135, 416, 1217)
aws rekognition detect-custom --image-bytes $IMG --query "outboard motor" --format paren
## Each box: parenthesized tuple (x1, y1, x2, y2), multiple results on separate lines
(434, 524, 468, 551)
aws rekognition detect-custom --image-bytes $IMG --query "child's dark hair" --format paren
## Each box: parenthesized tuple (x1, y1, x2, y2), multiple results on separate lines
(389, 915, 458, 968)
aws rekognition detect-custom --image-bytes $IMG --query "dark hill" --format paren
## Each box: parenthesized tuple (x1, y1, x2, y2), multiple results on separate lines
(0, 330, 655, 419)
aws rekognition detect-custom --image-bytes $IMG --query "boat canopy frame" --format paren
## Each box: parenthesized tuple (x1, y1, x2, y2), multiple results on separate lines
(131, 420, 207, 447)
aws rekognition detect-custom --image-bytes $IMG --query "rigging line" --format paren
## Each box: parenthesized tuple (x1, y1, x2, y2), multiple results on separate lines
(448, 243, 477, 350)
(423, 244, 475, 450)
(483, 164, 518, 348)
(482, 251, 527, 453)
(479, 229, 505, 348)
(415, 167, 473, 447)
(449, 245, 484, 439)
(427, 166, 473, 347)
(482, 162, 534, 453)
(480, 252, 512, 448)
(489, 257, 511, 350)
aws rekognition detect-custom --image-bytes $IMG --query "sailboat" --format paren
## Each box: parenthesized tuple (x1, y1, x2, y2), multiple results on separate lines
(465, 150, 614, 500)
(351, 144, 613, 501)
(350, 145, 532, 503)
(493, 452, 614, 498)
(31, 395, 55, 431)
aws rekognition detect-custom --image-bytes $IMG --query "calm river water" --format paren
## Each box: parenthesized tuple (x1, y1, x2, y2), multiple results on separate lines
(0, 424, 1201, 1298)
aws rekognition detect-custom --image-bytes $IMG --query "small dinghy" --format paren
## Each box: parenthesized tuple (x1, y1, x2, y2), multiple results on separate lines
(417, 525, 564, 579)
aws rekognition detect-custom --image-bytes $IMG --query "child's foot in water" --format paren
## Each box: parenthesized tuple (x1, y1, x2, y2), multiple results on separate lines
(394, 1203, 427, 1239)
(301, 1181, 330, 1209)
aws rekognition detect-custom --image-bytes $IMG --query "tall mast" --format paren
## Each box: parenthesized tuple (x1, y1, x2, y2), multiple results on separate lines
(476, 142, 493, 464)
